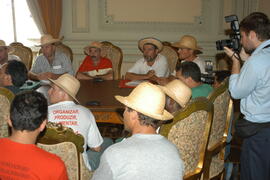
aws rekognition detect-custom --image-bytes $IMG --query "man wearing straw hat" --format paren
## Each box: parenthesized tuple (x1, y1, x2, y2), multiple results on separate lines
(159, 79, 192, 114)
(172, 35, 206, 74)
(125, 37, 170, 83)
(76, 41, 113, 80)
(47, 73, 112, 171)
(93, 82, 184, 180)
(157, 35, 206, 86)
(29, 34, 74, 80)
(0, 40, 21, 66)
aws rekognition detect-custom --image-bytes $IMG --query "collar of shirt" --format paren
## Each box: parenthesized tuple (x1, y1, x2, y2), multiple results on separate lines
(143, 54, 161, 63)
(252, 39, 270, 55)
(49, 101, 75, 108)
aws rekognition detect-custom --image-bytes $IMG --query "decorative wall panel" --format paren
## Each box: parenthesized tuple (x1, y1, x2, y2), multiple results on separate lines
(72, 0, 89, 33)
(61, 0, 261, 74)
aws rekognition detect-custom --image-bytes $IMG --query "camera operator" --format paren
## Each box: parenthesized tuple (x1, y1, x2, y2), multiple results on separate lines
(224, 12, 270, 180)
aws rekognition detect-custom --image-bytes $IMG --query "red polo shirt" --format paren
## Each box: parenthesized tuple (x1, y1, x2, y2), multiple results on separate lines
(77, 56, 112, 72)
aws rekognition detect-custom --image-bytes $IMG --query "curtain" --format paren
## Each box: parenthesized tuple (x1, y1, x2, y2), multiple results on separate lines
(26, 0, 46, 35)
(38, 0, 62, 38)
(27, 0, 62, 38)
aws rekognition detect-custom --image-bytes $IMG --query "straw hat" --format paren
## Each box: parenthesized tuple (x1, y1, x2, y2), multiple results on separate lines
(172, 35, 202, 53)
(159, 79, 192, 107)
(138, 37, 163, 53)
(49, 74, 80, 103)
(84, 41, 102, 55)
(36, 34, 61, 47)
(0, 40, 14, 54)
(115, 82, 173, 121)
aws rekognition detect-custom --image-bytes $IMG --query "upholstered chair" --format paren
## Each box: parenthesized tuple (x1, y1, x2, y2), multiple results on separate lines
(0, 88, 15, 138)
(37, 122, 93, 180)
(9, 42, 33, 70)
(38, 42, 73, 62)
(100, 41, 123, 80)
(203, 79, 233, 180)
(160, 42, 178, 73)
(37, 142, 79, 179)
(56, 43, 73, 62)
(160, 97, 214, 180)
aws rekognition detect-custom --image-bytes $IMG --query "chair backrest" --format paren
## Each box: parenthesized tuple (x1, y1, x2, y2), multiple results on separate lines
(38, 42, 73, 62)
(160, 97, 213, 180)
(207, 79, 230, 149)
(37, 122, 86, 180)
(37, 142, 79, 180)
(9, 42, 33, 70)
(203, 79, 233, 179)
(0, 88, 15, 138)
(100, 41, 123, 80)
(160, 43, 178, 73)
(80, 154, 93, 180)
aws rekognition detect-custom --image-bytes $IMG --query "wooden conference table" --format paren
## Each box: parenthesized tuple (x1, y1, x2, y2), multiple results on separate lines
(77, 80, 132, 124)
(37, 80, 132, 124)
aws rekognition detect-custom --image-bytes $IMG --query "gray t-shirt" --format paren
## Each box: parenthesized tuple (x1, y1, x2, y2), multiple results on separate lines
(92, 134, 184, 180)
(31, 51, 74, 75)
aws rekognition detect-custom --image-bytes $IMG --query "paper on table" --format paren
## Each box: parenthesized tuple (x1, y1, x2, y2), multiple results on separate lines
(40, 80, 51, 85)
(125, 80, 146, 87)
(87, 68, 112, 76)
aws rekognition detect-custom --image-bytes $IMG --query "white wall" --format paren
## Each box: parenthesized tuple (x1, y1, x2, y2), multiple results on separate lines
(60, 0, 266, 75)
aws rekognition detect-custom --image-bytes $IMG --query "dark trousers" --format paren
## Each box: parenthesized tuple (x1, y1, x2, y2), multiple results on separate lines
(240, 127, 270, 180)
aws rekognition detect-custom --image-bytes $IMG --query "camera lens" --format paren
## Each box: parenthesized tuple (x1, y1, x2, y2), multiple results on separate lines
(216, 39, 232, 50)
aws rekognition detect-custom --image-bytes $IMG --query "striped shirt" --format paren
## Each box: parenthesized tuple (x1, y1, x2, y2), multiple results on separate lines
(31, 51, 74, 75)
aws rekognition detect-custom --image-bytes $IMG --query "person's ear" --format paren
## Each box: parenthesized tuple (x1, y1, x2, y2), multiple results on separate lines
(39, 119, 47, 132)
(186, 76, 193, 83)
(129, 110, 138, 122)
(249, 31, 257, 40)
(6, 74, 12, 83)
(7, 118, 13, 127)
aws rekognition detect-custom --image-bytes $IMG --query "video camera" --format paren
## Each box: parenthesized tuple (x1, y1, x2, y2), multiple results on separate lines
(216, 15, 241, 52)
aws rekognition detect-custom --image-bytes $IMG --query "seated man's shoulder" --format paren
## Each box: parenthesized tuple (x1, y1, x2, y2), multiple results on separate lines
(203, 83, 213, 90)
(55, 51, 69, 59)
(102, 57, 112, 62)
(156, 54, 168, 64)
(192, 83, 213, 98)
(76, 104, 93, 114)
(158, 53, 167, 59)
(101, 57, 113, 66)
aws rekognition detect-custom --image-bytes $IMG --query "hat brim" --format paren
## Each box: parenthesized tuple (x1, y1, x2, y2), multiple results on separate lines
(172, 42, 203, 54)
(138, 38, 163, 53)
(159, 86, 186, 108)
(0, 45, 15, 54)
(7, 46, 15, 54)
(115, 95, 173, 121)
(35, 39, 61, 47)
(83, 46, 101, 55)
(49, 78, 79, 104)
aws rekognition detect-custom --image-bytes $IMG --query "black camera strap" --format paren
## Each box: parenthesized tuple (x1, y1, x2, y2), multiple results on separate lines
(263, 44, 270, 49)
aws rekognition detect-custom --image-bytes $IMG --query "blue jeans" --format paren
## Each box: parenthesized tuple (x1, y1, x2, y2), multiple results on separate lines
(86, 137, 114, 170)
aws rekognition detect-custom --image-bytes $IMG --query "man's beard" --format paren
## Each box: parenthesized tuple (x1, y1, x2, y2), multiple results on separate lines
(243, 47, 255, 55)
(91, 56, 97, 61)
(144, 55, 157, 62)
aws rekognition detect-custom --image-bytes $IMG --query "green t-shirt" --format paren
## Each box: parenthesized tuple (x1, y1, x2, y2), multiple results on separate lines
(192, 83, 213, 98)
